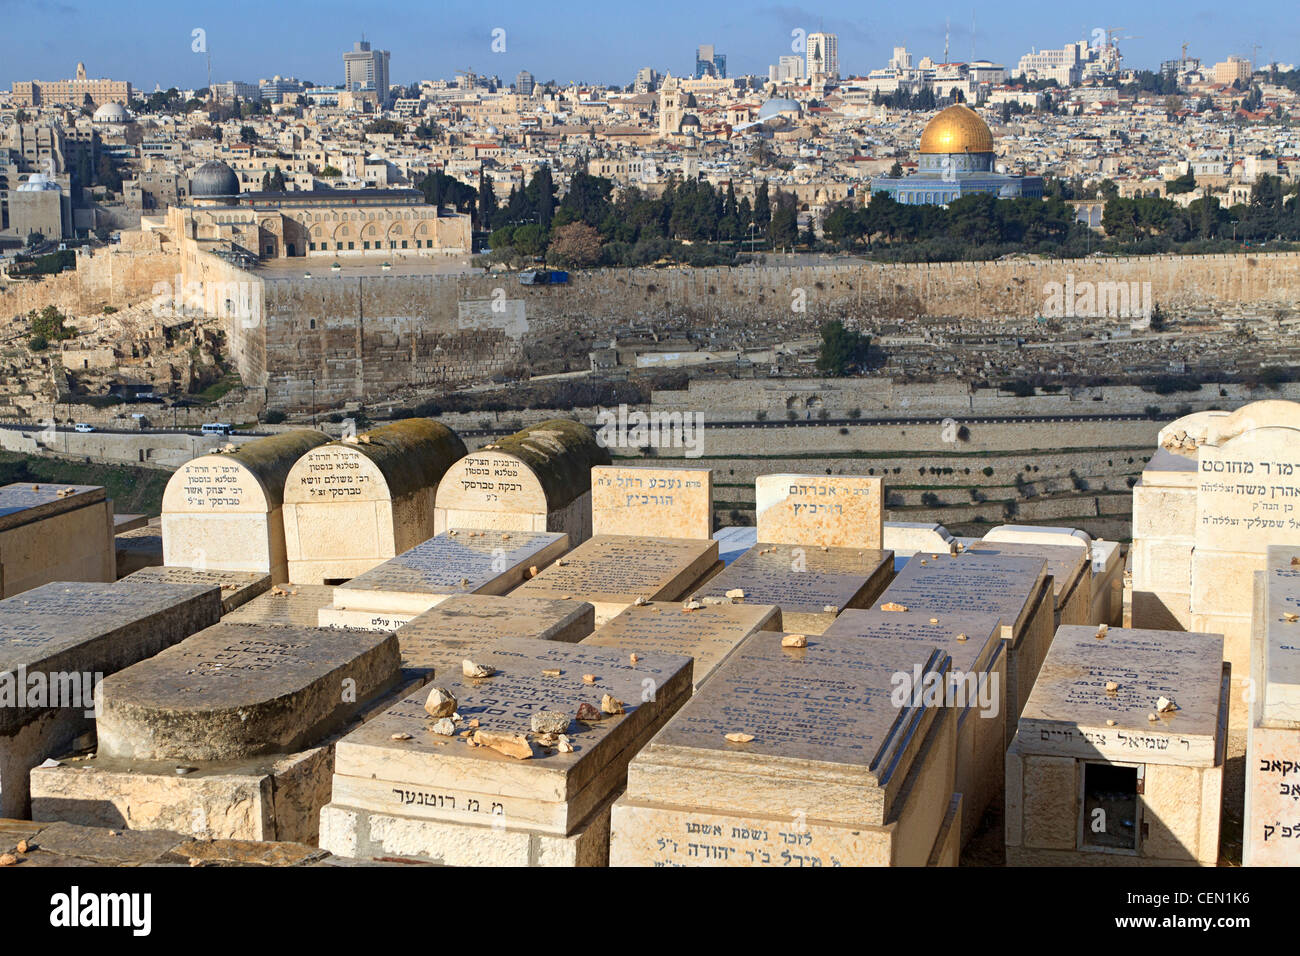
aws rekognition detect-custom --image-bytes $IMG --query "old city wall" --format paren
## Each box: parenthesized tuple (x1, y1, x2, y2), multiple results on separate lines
(244, 252, 1300, 410)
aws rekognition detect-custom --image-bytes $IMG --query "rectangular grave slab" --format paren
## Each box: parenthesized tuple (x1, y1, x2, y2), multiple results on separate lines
(688, 544, 893, 634)
(755, 474, 883, 550)
(878, 551, 1053, 746)
(321, 530, 570, 627)
(0, 483, 115, 598)
(114, 526, 163, 578)
(822, 607, 1004, 845)
(971, 540, 1093, 627)
(1006, 625, 1228, 867)
(325, 638, 691, 844)
(510, 534, 719, 626)
(394, 594, 596, 681)
(591, 466, 713, 539)
(611, 631, 957, 867)
(95, 622, 401, 762)
(222, 584, 337, 628)
(0, 579, 223, 816)
(583, 600, 782, 689)
(118, 566, 271, 614)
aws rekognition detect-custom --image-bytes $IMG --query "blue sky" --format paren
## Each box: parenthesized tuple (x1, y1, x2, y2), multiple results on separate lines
(2, 0, 1295, 91)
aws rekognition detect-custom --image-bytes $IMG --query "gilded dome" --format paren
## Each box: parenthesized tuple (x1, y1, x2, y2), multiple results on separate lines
(919, 104, 994, 154)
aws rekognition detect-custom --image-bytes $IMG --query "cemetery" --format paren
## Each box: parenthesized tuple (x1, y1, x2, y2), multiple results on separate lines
(0, 399, 1297, 867)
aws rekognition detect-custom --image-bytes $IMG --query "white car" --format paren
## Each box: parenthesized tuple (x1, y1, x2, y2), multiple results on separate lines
(73, 423, 95, 433)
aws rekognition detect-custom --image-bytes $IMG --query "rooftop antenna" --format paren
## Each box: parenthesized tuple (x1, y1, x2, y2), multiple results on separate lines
(945, 18, 950, 64)
(970, 11, 976, 61)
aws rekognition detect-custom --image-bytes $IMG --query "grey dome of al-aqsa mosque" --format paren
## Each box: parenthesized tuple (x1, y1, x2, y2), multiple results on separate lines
(189, 161, 240, 199)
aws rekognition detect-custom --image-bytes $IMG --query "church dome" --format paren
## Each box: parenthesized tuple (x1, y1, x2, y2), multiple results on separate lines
(190, 161, 240, 198)
(93, 102, 131, 123)
(758, 97, 801, 120)
(919, 104, 994, 154)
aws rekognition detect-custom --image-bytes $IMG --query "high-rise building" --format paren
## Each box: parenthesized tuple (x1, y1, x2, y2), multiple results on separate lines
(343, 39, 391, 107)
(806, 32, 839, 78)
(516, 70, 535, 95)
(775, 55, 805, 83)
(1214, 56, 1253, 86)
(634, 67, 660, 93)
(695, 44, 727, 79)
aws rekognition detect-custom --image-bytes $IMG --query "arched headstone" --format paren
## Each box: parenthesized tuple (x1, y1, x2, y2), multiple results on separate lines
(282, 419, 467, 584)
(435, 420, 611, 544)
(161, 430, 330, 583)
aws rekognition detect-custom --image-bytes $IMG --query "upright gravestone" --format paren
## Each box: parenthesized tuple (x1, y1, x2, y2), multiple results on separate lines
(30, 621, 402, 844)
(876, 551, 1053, 747)
(0, 579, 223, 816)
(0, 483, 115, 598)
(162, 430, 330, 583)
(590, 465, 713, 539)
(392, 593, 596, 681)
(320, 637, 693, 866)
(511, 534, 719, 626)
(1190, 400, 1300, 716)
(1243, 545, 1300, 866)
(690, 543, 894, 634)
(583, 600, 782, 688)
(282, 419, 468, 584)
(434, 420, 611, 545)
(1006, 625, 1228, 866)
(318, 530, 570, 629)
(610, 632, 960, 866)
(755, 473, 884, 550)
(822, 607, 1005, 845)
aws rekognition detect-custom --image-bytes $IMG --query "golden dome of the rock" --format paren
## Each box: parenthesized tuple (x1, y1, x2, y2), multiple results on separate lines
(919, 104, 995, 154)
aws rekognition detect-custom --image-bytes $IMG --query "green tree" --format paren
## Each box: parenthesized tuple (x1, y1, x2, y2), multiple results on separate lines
(815, 320, 871, 377)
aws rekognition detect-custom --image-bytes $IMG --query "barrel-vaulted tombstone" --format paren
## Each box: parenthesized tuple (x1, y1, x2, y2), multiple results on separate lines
(282, 419, 468, 585)
(162, 430, 330, 584)
(434, 420, 611, 546)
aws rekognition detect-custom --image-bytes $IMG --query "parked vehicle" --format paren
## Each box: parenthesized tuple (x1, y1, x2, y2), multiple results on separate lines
(518, 269, 569, 286)
(201, 423, 232, 436)
(73, 423, 95, 433)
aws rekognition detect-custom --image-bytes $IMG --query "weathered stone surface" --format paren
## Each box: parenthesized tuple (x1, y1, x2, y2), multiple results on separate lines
(582, 599, 781, 689)
(95, 623, 400, 761)
(328, 637, 691, 835)
(220, 584, 337, 628)
(119, 566, 271, 614)
(690, 543, 893, 634)
(511, 534, 718, 626)
(326, 530, 569, 620)
(0, 483, 115, 599)
(391, 594, 594, 681)
(590, 466, 713, 539)
(754, 474, 883, 550)
(1017, 625, 1228, 767)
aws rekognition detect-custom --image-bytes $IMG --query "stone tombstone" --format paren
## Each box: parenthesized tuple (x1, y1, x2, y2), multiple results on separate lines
(822, 607, 1005, 845)
(690, 543, 893, 635)
(283, 419, 468, 585)
(583, 600, 782, 689)
(94, 622, 401, 761)
(114, 525, 163, 578)
(1128, 445, 1201, 631)
(0, 578, 223, 816)
(393, 594, 597, 681)
(320, 637, 693, 866)
(118, 566, 271, 614)
(434, 420, 611, 545)
(1191, 401, 1300, 715)
(1244, 545, 1300, 865)
(877, 550, 1052, 745)
(511, 534, 720, 626)
(0, 483, 114, 598)
(883, 521, 956, 560)
(319, 529, 570, 629)
(755, 473, 884, 550)
(970, 538, 1093, 628)
(590, 465, 713, 540)
(162, 429, 330, 583)
(1006, 625, 1228, 866)
(221, 584, 338, 628)
(610, 632, 958, 867)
